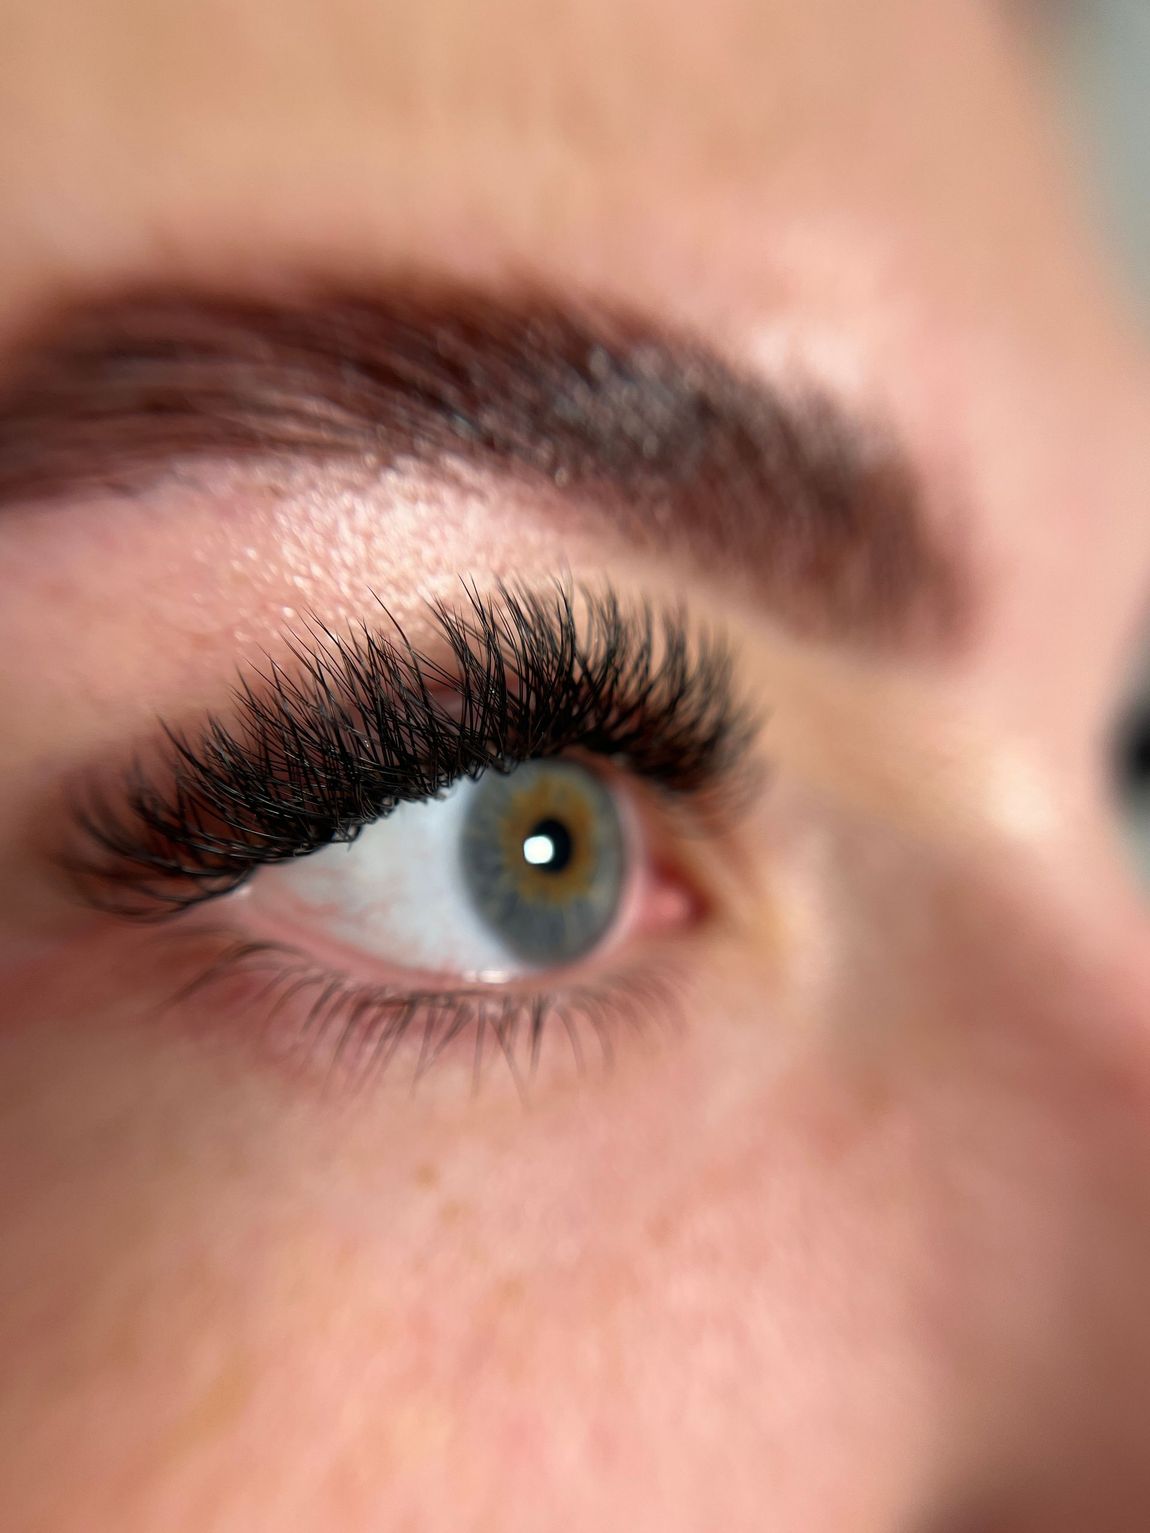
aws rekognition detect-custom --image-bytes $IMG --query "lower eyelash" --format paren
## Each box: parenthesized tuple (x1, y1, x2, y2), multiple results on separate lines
(167, 933, 681, 1096)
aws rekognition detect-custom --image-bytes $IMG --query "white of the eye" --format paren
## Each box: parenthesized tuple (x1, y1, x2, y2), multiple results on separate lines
(254, 778, 523, 979)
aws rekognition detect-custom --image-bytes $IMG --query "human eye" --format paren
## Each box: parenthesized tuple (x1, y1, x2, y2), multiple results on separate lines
(71, 581, 755, 1092)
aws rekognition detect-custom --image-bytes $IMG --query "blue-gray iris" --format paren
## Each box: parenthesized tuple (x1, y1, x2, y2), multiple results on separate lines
(459, 759, 626, 967)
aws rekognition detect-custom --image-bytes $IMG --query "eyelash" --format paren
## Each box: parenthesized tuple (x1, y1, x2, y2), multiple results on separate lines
(74, 580, 753, 1087)
(79, 581, 750, 910)
(172, 933, 681, 1094)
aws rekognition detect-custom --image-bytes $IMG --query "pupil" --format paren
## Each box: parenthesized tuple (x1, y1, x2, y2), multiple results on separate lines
(522, 817, 574, 873)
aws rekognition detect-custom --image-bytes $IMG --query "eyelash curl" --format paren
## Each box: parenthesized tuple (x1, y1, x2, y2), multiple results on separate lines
(78, 580, 753, 916)
(73, 581, 753, 1090)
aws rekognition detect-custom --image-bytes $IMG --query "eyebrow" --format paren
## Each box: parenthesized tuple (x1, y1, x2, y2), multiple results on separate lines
(0, 290, 966, 648)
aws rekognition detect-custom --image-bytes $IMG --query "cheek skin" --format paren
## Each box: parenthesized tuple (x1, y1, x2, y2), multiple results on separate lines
(0, 955, 959, 1533)
(9, 809, 1145, 1533)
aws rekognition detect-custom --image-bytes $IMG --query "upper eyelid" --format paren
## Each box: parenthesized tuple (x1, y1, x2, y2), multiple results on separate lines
(71, 582, 757, 917)
(0, 287, 968, 654)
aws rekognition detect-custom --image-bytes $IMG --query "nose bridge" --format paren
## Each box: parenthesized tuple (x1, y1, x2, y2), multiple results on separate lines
(922, 803, 1150, 1120)
(916, 832, 1150, 1486)
(995, 820, 1150, 1080)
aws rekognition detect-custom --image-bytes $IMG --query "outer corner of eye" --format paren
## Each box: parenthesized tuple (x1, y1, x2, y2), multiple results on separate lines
(246, 755, 702, 985)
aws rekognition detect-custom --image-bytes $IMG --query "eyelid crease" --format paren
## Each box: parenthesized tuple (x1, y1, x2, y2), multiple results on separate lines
(72, 579, 758, 919)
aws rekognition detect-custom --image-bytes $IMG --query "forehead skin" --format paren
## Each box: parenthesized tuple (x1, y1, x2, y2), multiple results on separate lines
(0, 0, 1110, 314)
(1, 3, 1150, 1532)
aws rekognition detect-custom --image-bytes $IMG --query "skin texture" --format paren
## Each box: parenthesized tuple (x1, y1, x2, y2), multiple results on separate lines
(0, 1, 1149, 1529)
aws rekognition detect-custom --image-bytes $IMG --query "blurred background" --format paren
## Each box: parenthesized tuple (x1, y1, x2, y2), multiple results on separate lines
(1051, 0, 1150, 309)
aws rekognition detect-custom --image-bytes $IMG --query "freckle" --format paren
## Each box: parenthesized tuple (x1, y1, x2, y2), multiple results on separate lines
(414, 1163, 439, 1189)
(439, 1199, 463, 1225)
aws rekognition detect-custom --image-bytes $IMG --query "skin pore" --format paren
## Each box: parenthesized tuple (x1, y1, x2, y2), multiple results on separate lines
(0, 1, 1149, 1530)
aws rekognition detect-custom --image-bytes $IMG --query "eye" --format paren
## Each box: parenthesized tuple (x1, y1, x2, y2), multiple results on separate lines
(73, 584, 747, 1083)
(251, 758, 636, 981)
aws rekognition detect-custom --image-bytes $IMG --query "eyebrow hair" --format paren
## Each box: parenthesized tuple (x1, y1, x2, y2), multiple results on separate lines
(0, 290, 966, 648)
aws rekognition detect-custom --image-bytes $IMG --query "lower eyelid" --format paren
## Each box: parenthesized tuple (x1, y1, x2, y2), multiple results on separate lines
(152, 922, 687, 1098)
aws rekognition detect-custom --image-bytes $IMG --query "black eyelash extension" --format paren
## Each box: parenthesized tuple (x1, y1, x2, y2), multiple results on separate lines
(77, 580, 753, 915)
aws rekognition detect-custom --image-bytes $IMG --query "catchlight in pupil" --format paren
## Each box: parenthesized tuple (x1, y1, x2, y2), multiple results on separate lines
(523, 819, 574, 872)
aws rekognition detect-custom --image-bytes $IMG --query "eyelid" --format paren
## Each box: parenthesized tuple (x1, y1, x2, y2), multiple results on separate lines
(96, 758, 714, 1097)
(157, 920, 692, 1097)
(105, 734, 716, 1096)
(71, 579, 756, 920)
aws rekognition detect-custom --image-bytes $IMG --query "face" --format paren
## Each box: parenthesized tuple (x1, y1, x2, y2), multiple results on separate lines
(1, 1, 1148, 1528)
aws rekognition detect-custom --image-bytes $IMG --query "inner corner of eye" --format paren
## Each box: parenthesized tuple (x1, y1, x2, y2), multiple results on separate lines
(239, 756, 698, 985)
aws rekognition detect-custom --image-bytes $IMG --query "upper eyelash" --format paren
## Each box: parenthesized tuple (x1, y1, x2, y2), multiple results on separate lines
(75, 580, 754, 915)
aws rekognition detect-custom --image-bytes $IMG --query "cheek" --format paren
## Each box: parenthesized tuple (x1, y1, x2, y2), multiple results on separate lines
(799, 793, 1150, 1452)
(0, 965, 962, 1533)
(7, 824, 1145, 1529)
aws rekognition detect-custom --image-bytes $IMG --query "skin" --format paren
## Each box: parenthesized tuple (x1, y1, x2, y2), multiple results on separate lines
(0, 1, 1149, 1529)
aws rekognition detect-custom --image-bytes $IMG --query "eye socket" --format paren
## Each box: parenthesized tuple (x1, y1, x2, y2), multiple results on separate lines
(251, 758, 639, 982)
(68, 586, 744, 1086)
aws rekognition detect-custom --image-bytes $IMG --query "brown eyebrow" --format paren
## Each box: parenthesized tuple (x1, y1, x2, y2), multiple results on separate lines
(0, 290, 967, 648)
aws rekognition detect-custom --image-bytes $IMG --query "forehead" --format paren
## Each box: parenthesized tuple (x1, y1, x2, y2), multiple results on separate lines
(0, 0, 1071, 325)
